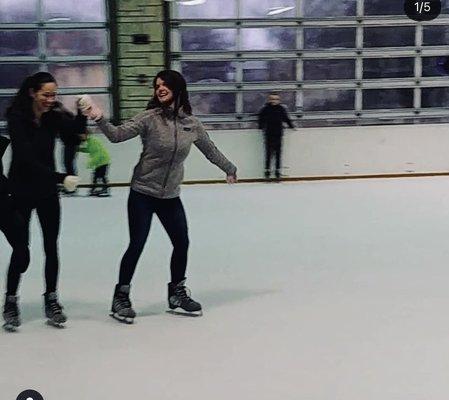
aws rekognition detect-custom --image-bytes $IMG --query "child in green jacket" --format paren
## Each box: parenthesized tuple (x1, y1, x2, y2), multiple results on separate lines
(79, 132, 111, 196)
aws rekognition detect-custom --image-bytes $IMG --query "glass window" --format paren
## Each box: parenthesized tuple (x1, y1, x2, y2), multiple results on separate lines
(363, 58, 415, 79)
(0, 97, 13, 119)
(182, 61, 236, 83)
(303, 0, 356, 17)
(190, 93, 236, 114)
(422, 56, 449, 77)
(0, 31, 39, 57)
(364, 0, 404, 15)
(363, 89, 414, 109)
(303, 89, 355, 111)
(304, 59, 355, 80)
(364, 27, 415, 48)
(304, 28, 356, 49)
(0, 64, 40, 89)
(46, 30, 109, 57)
(59, 94, 111, 118)
(241, 28, 296, 51)
(422, 88, 449, 107)
(178, 0, 236, 19)
(240, 0, 296, 18)
(43, 0, 106, 22)
(48, 63, 109, 88)
(423, 26, 449, 46)
(0, 0, 38, 22)
(243, 91, 296, 113)
(180, 28, 236, 51)
(242, 60, 296, 82)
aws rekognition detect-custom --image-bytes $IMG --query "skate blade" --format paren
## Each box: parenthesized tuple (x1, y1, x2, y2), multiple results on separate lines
(46, 320, 66, 329)
(3, 323, 19, 332)
(110, 312, 134, 324)
(166, 309, 203, 317)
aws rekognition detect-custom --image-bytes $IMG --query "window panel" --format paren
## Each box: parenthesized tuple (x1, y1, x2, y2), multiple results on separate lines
(0, 0, 38, 22)
(363, 58, 415, 79)
(364, 0, 404, 15)
(48, 63, 109, 88)
(241, 28, 296, 51)
(59, 94, 111, 119)
(190, 93, 236, 114)
(303, 0, 356, 17)
(0, 64, 40, 89)
(178, 0, 236, 19)
(243, 91, 295, 113)
(240, 0, 296, 18)
(181, 61, 236, 83)
(422, 88, 449, 107)
(303, 89, 355, 111)
(242, 60, 296, 82)
(423, 26, 449, 46)
(364, 27, 415, 48)
(43, 0, 106, 22)
(180, 29, 236, 51)
(304, 28, 356, 49)
(0, 31, 39, 56)
(46, 30, 108, 56)
(304, 59, 355, 80)
(0, 97, 13, 120)
(363, 89, 414, 109)
(422, 57, 449, 77)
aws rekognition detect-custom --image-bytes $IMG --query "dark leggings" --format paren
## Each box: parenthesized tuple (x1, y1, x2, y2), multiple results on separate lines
(0, 197, 29, 296)
(264, 134, 282, 172)
(92, 164, 109, 188)
(6, 194, 61, 295)
(119, 189, 189, 286)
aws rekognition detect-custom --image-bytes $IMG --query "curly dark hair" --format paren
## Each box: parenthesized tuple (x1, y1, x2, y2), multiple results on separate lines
(6, 72, 57, 119)
(146, 70, 192, 116)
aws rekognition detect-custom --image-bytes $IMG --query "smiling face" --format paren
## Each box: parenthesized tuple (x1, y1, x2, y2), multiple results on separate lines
(30, 82, 58, 114)
(268, 94, 280, 105)
(155, 77, 174, 106)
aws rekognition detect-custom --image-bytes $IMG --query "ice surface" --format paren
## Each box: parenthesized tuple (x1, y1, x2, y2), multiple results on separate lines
(2, 178, 449, 400)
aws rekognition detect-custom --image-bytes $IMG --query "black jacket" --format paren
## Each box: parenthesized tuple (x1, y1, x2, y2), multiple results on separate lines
(7, 104, 86, 199)
(258, 103, 294, 136)
(0, 135, 9, 196)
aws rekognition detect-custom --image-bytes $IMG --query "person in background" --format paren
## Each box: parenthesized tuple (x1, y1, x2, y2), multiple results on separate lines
(0, 134, 28, 331)
(79, 70, 237, 323)
(78, 130, 111, 197)
(258, 93, 295, 181)
(4, 72, 86, 330)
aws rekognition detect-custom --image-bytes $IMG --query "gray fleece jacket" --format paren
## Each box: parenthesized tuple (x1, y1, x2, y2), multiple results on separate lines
(97, 107, 237, 199)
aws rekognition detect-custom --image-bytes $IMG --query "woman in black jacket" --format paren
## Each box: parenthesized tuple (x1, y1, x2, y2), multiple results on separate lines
(4, 72, 86, 330)
(0, 135, 28, 331)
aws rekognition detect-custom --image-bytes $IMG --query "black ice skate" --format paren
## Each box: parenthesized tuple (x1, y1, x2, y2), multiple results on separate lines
(95, 187, 111, 197)
(44, 292, 67, 328)
(110, 284, 136, 324)
(3, 295, 21, 332)
(167, 280, 202, 317)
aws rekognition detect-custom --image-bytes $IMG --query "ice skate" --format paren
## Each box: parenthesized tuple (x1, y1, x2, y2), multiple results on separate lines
(95, 187, 111, 197)
(3, 295, 21, 332)
(167, 280, 202, 317)
(110, 284, 136, 324)
(44, 292, 67, 328)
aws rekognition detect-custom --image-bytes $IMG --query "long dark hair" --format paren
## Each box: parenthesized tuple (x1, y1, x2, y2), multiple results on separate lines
(6, 72, 57, 119)
(146, 70, 192, 116)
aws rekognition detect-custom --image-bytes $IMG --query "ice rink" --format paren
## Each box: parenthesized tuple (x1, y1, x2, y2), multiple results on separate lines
(2, 178, 449, 400)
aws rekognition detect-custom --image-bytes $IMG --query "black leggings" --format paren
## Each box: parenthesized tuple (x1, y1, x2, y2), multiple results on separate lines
(264, 134, 283, 172)
(0, 197, 29, 296)
(6, 194, 61, 295)
(119, 189, 189, 286)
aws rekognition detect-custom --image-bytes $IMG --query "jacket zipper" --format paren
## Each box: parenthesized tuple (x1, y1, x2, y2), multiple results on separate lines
(162, 119, 178, 190)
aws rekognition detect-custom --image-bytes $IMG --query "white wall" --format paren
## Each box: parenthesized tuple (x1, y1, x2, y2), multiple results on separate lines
(4, 123, 449, 185)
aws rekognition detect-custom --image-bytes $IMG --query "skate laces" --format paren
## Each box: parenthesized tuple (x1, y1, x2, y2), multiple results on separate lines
(174, 285, 192, 301)
(117, 292, 132, 308)
(47, 299, 63, 314)
(4, 301, 18, 315)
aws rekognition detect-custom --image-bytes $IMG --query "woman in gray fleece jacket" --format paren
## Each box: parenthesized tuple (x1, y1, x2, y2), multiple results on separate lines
(82, 70, 237, 322)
